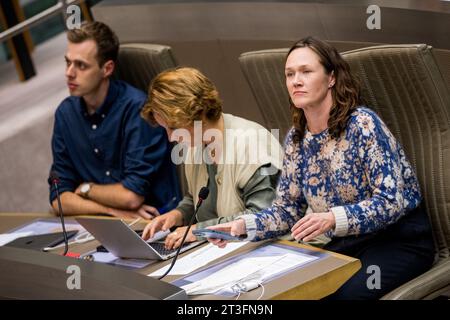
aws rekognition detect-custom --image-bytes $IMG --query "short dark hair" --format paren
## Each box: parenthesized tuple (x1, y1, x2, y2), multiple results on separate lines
(67, 21, 119, 67)
(287, 36, 362, 142)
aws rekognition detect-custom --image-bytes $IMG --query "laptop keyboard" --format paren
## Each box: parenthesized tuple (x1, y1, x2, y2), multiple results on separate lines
(96, 240, 196, 257)
(134, 229, 196, 257)
(148, 241, 192, 257)
(92, 229, 199, 258)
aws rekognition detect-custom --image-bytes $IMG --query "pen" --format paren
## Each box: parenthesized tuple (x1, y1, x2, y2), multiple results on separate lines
(157, 197, 178, 214)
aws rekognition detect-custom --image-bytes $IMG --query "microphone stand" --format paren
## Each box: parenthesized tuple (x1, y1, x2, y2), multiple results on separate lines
(158, 188, 208, 280)
(51, 175, 69, 256)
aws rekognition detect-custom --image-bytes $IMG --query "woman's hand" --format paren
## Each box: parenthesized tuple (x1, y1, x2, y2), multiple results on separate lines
(291, 211, 335, 242)
(207, 219, 247, 248)
(141, 209, 183, 240)
(164, 225, 197, 250)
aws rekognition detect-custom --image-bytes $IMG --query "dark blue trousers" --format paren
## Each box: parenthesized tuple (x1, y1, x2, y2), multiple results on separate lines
(324, 204, 435, 300)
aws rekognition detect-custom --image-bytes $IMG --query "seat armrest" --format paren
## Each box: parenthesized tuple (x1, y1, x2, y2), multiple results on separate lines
(381, 258, 450, 300)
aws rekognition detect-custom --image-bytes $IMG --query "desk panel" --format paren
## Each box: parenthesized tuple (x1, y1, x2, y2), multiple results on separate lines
(0, 213, 361, 300)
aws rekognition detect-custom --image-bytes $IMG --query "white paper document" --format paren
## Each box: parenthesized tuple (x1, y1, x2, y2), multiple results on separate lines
(147, 229, 170, 242)
(256, 252, 316, 282)
(180, 248, 319, 295)
(0, 232, 34, 246)
(9, 219, 86, 235)
(182, 255, 286, 295)
(148, 242, 248, 277)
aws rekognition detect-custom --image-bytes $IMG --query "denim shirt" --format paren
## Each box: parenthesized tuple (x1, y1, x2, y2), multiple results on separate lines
(49, 79, 181, 208)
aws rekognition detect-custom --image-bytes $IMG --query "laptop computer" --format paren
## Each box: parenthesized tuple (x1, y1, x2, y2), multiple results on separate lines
(75, 217, 205, 260)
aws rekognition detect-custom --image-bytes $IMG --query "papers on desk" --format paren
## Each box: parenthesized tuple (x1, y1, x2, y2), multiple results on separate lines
(175, 243, 322, 296)
(182, 253, 316, 295)
(182, 255, 286, 295)
(147, 229, 170, 242)
(0, 232, 33, 246)
(7, 219, 86, 236)
(254, 252, 316, 282)
(148, 242, 248, 277)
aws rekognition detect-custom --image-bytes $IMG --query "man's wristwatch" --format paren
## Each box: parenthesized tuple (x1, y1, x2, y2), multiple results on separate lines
(80, 183, 92, 198)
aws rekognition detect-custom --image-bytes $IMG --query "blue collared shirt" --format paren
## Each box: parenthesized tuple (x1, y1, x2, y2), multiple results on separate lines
(49, 79, 181, 209)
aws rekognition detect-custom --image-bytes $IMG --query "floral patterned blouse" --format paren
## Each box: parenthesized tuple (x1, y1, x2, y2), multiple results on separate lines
(242, 107, 421, 241)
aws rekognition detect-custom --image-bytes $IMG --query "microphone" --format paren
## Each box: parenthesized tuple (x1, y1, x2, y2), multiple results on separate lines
(49, 171, 69, 256)
(196, 187, 210, 209)
(158, 186, 209, 280)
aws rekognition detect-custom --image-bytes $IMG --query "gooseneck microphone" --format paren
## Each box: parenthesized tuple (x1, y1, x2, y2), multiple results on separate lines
(158, 186, 209, 280)
(49, 171, 69, 256)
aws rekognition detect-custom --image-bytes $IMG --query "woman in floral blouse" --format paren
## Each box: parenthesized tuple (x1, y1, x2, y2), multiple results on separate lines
(208, 36, 435, 299)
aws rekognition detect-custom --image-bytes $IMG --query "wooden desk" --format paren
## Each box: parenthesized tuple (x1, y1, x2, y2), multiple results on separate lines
(0, 213, 361, 300)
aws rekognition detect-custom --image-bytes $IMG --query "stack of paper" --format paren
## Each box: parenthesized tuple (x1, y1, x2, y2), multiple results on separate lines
(182, 255, 286, 295)
(148, 242, 248, 277)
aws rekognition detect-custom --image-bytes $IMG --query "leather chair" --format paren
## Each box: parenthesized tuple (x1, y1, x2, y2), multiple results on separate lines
(113, 43, 188, 196)
(239, 44, 450, 299)
(113, 43, 178, 92)
(239, 48, 292, 142)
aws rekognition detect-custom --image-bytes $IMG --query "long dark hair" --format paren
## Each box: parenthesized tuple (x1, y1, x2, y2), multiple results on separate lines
(288, 36, 361, 143)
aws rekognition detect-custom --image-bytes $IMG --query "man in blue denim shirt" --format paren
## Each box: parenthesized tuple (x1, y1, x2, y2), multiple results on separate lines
(49, 21, 180, 219)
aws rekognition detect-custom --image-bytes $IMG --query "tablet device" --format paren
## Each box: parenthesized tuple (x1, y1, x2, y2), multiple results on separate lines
(193, 229, 246, 241)
(5, 230, 78, 251)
